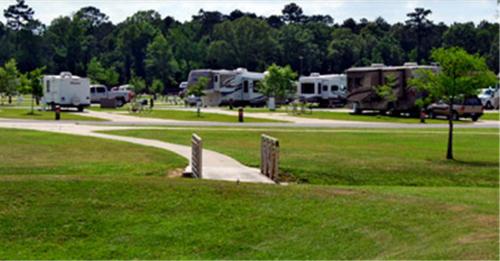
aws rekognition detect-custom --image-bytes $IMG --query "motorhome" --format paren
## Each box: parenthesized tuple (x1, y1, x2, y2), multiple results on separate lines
(345, 63, 439, 115)
(187, 68, 266, 106)
(298, 73, 347, 107)
(42, 72, 90, 111)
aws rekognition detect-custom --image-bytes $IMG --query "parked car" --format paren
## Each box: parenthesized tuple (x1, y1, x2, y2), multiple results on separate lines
(478, 87, 497, 109)
(42, 72, 90, 112)
(90, 84, 134, 107)
(427, 96, 483, 121)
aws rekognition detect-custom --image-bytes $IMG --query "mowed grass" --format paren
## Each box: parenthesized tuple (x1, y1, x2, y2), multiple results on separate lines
(106, 128, 499, 187)
(297, 111, 471, 124)
(0, 128, 186, 176)
(0, 108, 105, 121)
(128, 109, 285, 123)
(0, 128, 497, 259)
(0, 177, 497, 259)
(482, 111, 499, 121)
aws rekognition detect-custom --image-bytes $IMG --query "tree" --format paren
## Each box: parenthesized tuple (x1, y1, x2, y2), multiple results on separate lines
(187, 76, 208, 117)
(278, 24, 320, 75)
(410, 47, 496, 159)
(27, 67, 44, 110)
(3, 0, 34, 31)
(0, 59, 19, 104)
(282, 3, 304, 24)
(258, 64, 297, 105)
(145, 34, 178, 87)
(405, 8, 433, 63)
(151, 79, 164, 96)
(328, 28, 361, 73)
(87, 57, 119, 86)
(129, 75, 146, 94)
(208, 17, 278, 71)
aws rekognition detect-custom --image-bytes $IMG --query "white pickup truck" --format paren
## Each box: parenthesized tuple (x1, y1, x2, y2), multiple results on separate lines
(90, 84, 134, 107)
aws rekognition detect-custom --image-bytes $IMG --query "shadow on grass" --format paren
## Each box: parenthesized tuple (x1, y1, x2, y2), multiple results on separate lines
(450, 159, 498, 167)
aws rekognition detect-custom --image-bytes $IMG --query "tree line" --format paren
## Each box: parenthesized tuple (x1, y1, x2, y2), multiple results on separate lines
(0, 0, 498, 93)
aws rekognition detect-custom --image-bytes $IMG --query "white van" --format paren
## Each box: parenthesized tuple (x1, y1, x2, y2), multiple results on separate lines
(42, 72, 91, 111)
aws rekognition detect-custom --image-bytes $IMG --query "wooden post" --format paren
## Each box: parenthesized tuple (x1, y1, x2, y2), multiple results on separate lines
(191, 133, 203, 178)
(260, 134, 279, 181)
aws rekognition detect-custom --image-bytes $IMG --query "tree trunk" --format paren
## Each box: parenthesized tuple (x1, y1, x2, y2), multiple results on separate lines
(8, 96, 12, 104)
(446, 100, 454, 160)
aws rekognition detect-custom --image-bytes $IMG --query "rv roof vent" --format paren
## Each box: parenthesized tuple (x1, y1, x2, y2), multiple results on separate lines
(310, 72, 320, 77)
(403, 62, 418, 66)
(60, 71, 72, 78)
(371, 63, 385, 67)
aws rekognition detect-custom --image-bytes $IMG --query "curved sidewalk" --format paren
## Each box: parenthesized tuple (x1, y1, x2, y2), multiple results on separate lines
(0, 120, 274, 184)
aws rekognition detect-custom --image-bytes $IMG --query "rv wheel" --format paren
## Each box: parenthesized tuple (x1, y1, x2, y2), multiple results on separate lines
(485, 101, 492, 109)
(77, 106, 84, 112)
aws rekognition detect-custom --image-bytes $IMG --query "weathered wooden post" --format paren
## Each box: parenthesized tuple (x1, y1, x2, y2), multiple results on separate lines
(191, 133, 203, 178)
(260, 134, 279, 181)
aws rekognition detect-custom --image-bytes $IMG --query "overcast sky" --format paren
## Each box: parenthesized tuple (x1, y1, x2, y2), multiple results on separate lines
(0, 0, 497, 25)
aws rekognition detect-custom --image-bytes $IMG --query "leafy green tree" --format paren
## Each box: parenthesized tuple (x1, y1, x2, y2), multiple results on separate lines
(129, 75, 146, 94)
(27, 67, 44, 109)
(258, 64, 297, 103)
(145, 34, 178, 87)
(87, 57, 119, 86)
(278, 24, 320, 75)
(0, 59, 19, 104)
(170, 21, 207, 81)
(328, 28, 361, 73)
(410, 47, 496, 160)
(151, 79, 164, 96)
(208, 17, 278, 71)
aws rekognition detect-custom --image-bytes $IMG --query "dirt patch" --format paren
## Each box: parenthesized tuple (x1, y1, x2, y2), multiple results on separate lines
(166, 168, 184, 178)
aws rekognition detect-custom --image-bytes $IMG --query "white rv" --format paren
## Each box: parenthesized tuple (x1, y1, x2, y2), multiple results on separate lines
(42, 72, 90, 111)
(187, 68, 266, 106)
(298, 73, 347, 107)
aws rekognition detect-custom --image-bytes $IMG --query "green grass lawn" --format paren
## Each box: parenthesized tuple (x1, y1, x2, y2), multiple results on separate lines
(0, 108, 105, 121)
(481, 111, 499, 121)
(0, 128, 497, 259)
(107, 128, 499, 187)
(297, 111, 472, 124)
(0, 129, 186, 176)
(128, 109, 285, 123)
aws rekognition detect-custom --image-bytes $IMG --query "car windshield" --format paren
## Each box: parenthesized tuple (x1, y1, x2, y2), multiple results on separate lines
(464, 98, 482, 106)
(481, 89, 493, 96)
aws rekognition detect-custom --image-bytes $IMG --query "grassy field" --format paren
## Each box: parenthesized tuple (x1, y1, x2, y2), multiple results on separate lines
(0, 129, 186, 176)
(124, 109, 285, 123)
(0, 176, 496, 259)
(296, 111, 473, 124)
(0, 108, 105, 121)
(107, 128, 499, 187)
(0, 128, 497, 259)
(481, 111, 499, 121)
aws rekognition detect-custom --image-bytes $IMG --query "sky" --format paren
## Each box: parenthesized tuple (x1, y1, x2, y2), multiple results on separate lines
(0, 0, 497, 25)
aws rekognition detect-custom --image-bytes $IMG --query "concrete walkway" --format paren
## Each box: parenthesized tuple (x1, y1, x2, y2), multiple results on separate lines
(0, 120, 274, 184)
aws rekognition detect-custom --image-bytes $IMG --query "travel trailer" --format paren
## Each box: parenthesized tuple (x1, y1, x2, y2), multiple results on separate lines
(42, 72, 90, 111)
(187, 68, 266, 106)
(298, 73, 347, 107)
(345, 63, 439, 115)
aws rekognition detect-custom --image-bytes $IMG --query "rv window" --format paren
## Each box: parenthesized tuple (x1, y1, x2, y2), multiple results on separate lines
(331, 85, 339, 91)
(46, 80, 50, 92)
(318, 83, 322, 94)
(214, 75, 219, 82)
(243, 81, 249, 93)
(97, 87, 106, 93)
(90, 87, 95, 93)
(253, 80, 260, 90)
(322, 85, 328, 92)
(301, 83, 315, 94)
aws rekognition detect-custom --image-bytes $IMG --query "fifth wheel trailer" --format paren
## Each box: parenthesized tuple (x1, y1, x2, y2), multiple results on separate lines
(187, 68, 266, 106)
(42, 72, 90, 111)
(297, 73, 347, 107)
(345, 63, 439, 115)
